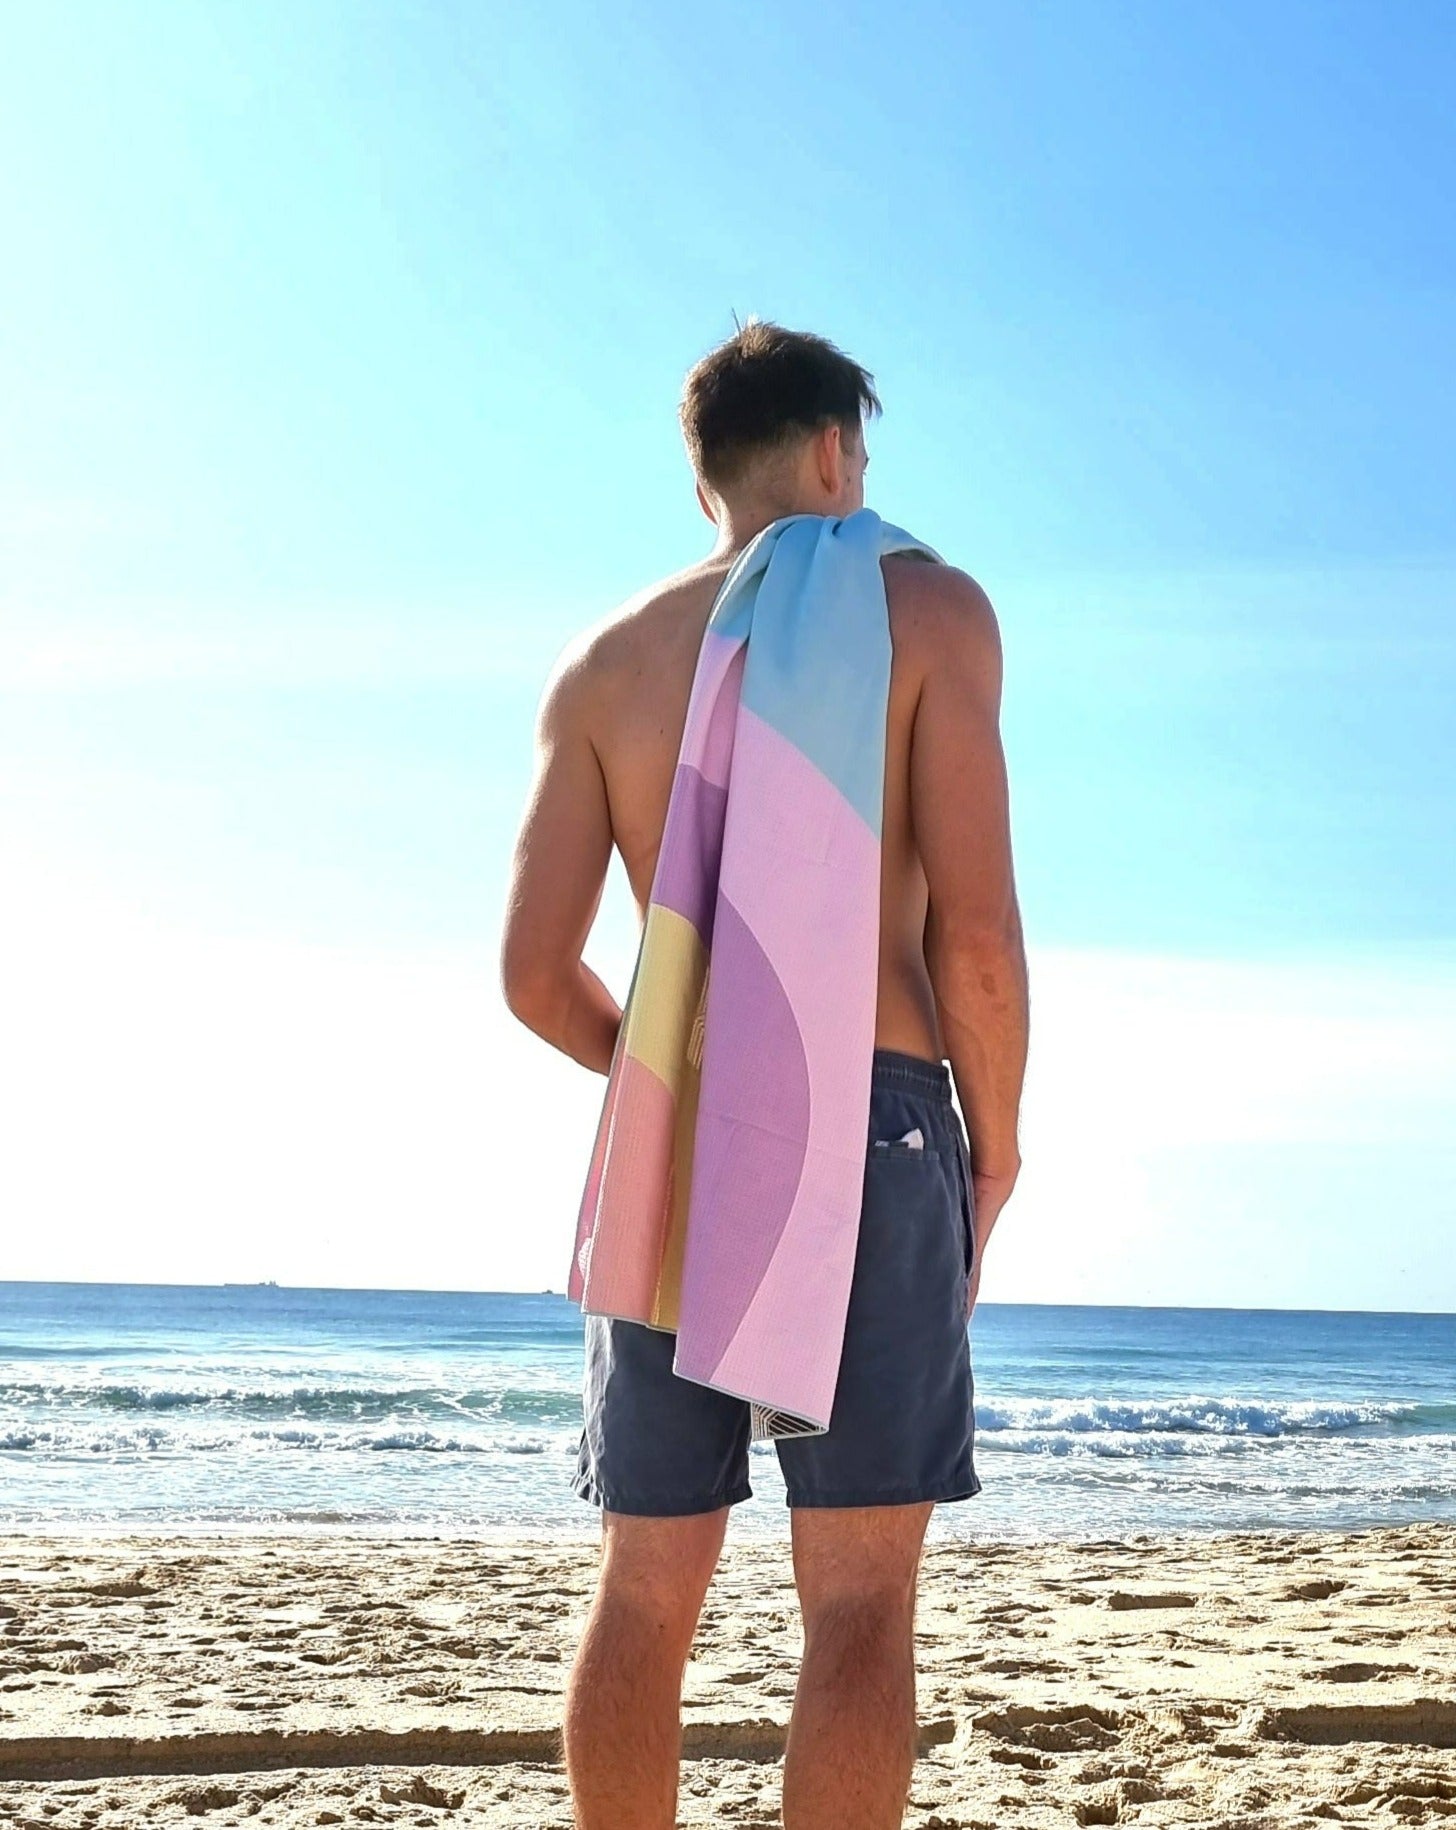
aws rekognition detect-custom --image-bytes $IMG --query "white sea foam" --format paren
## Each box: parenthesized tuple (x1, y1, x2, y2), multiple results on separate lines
(976, 1394, 1424, 1437)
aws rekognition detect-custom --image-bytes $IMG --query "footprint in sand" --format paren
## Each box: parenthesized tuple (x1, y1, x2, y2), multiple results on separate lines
(1282, 1577, 1347, 1601)
(378, 1775, 467, 1810)
(972, 1702, 1123, 1753)
(989, 1745, 1053, 1770)
(162, 1784, 239, 1814)
(1259, 1699, 1456, 1747)
(54, 1652, 114, 1674)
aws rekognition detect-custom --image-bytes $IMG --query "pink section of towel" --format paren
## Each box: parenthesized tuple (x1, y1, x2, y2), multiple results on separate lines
(573, 1053, 676, 1316)
(680, 630, 744, 788)
(673, 709, 880, 1426)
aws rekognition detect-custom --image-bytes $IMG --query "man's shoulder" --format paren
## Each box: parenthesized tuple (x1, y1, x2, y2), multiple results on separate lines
(570, 559, 729, 674)
(883, 556, 999, 662)
(540, 560, 728, 740)
(882, 550, 991, 606)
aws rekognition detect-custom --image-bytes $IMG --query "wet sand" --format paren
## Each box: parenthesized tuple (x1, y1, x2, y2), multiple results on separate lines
(1, 1521, 1453, 1826)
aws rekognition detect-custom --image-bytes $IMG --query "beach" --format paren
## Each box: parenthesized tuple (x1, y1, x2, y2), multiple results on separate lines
(6, 1283, 1455, 1821)
(2, 1521, 1454, 1828)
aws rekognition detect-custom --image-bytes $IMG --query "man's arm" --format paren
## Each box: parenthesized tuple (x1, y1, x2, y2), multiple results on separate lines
(500, 642, 622, 1074)
(910, 571, 1028, 1250)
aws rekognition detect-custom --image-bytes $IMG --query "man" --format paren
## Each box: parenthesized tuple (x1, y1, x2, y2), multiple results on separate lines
(501, 319, 1028, 1829)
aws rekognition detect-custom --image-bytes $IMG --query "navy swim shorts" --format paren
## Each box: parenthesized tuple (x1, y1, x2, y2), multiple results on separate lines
(574, 1048, 982, 1514)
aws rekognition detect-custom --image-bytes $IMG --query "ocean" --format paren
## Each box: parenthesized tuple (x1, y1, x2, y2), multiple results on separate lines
(2, 1281, 1452, 1541)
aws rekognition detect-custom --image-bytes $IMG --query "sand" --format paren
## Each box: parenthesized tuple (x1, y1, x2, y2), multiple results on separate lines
(0, 1521, 1453, 1827)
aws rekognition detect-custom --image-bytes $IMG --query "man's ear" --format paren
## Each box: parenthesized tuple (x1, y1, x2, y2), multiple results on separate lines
(695, 478, 718, 525)
(814, 422, 845, 495)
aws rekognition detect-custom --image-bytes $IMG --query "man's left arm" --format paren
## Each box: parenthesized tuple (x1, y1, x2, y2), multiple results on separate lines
(500, 645, 622, 1074)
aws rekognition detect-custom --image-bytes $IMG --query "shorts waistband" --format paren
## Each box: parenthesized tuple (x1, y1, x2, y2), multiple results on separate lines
(870, 1047, 953, 1102)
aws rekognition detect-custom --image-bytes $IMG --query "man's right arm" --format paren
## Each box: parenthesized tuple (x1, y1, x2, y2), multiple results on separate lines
(910, 570, 1028, 1254)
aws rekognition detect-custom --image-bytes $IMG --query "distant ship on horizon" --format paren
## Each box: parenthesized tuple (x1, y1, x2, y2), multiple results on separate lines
(222, 1280, 280, 1288)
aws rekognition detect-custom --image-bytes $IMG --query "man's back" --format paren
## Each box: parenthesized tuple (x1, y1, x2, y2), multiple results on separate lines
(565, 548, 1011, 1067)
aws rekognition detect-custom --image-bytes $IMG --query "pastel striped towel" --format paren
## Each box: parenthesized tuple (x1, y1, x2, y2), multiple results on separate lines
(568, 508, 945, 1439)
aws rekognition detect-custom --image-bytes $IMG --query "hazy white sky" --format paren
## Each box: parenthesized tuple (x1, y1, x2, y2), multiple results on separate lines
(4, 849, 1453, 1310)
(2, 3, 1453, 1308)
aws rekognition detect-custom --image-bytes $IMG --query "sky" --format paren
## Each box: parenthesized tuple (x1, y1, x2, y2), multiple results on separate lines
(1, 1, 1453, 1309)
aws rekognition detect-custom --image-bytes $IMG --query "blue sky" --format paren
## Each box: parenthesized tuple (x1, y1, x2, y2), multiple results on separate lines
(2, 2, 1452, 1306)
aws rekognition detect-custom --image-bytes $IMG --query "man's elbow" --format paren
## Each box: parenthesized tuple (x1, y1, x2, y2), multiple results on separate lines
(938, 895, 1023, 958)
(929, 902, 1025, 986)
(499, 944, 569, 1039)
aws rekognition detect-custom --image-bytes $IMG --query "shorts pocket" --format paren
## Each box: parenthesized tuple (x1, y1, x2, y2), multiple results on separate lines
(947, 1120, 976, 1278)
(869, 1139, 950, 1161)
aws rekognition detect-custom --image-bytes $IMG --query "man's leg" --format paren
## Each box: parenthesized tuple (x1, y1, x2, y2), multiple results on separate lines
(781, 1501, 934, 1829)
(775, 1057, 981, 1824)
(564, 1504, 729, 1830)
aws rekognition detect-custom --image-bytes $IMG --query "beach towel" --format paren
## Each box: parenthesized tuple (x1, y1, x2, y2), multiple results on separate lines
(568, 507, 945, 1439)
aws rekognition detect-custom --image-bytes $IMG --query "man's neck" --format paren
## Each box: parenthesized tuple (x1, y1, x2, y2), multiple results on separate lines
(707, 519, 770, 564)
(707, 505, 816, 564)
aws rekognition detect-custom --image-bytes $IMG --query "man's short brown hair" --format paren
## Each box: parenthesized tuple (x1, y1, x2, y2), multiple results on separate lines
(679, 317, 882, 495)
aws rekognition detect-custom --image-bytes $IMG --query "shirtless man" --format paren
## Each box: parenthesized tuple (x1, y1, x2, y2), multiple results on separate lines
(501, 319, 1029, 1829)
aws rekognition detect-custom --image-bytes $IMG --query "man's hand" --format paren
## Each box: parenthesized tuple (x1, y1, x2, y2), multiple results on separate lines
(966, 1159, 1020, 1320)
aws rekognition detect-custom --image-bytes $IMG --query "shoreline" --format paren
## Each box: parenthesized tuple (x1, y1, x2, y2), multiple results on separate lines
(0, 1511, 1446, 1542)
(2, 1522, 1454, 1825)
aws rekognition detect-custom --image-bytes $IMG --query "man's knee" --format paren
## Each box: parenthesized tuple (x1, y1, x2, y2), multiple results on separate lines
(798, 1584, 917, 1664)
(591, 1507, 727, 1647)
(790, 1501, 931, 1632)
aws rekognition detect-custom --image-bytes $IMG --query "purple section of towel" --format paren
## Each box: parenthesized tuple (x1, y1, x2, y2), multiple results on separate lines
(652, 763, 728, 944)
(674, 892, 811, 1385)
